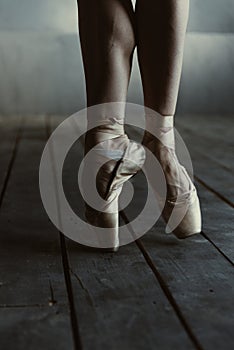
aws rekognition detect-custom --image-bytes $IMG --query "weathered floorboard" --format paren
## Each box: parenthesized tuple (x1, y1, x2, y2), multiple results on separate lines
(0, 116, 73, 349)
(0, 305, 71, 350)
(121, 173, 234, 349)
(176, 115, 234, 204)
(197, 181, 234, 264)
(1, 113, 233, 350)
(141, 226, 234, 350)
(126, 119, 234, 349)
(67, 240, 195, 350)
(49, 115, 196, 350)
(175, 115, 234, 262)
(176, 114, 234, 172)
(0, 116, 22, 199)
(126, 119, 234, 264)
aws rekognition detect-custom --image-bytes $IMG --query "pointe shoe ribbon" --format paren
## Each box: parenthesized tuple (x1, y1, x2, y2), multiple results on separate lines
(82, 118, 145, 250)
(160, 166, 202, 239)
(143, 112, 202, 239)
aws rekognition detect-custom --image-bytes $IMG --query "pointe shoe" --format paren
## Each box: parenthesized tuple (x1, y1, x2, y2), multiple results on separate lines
(82, 117, 145, 250)
(160, 166, 202, 239)
(143, 113, 202, 239)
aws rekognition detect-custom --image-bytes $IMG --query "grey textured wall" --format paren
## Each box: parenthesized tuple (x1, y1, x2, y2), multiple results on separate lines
(0, 0, 233, 115)
(177, 0, 234, 114)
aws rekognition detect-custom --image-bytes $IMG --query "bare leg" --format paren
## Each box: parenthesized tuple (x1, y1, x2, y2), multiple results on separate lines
(135, 0, 189, 115)
(135, 0, 201, 238)
(135, 0, 190, 200)
(76, 0, 146, 247)
(77, 0, 135, 112)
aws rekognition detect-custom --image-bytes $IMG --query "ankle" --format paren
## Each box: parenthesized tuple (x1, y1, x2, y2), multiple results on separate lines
(85, 116, 125, 153)
(143, 112, 175, 149)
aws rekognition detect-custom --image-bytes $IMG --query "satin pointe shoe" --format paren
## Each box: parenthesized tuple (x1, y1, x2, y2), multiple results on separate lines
(82, 116, 145, 251)
(143, 112, 202, 239)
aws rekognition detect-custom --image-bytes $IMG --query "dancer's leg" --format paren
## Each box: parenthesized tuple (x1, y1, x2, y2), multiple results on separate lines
(77, 0, 136, 150)
(77, 0, 135, 111)
(76, 0, 145, 247)
(135, 0, 201, 237)
(135, 0, 189, 115)
(135, 0, 190, 199)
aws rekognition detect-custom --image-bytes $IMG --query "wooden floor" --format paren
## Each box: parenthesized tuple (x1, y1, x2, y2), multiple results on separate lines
(0, 114, 234, 350)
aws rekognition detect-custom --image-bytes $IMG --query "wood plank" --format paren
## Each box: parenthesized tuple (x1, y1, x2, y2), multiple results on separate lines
(0, 306, 71, 350)
(21, 115, 48, 139)
(175, 115, 234, 262)
(176, 115, 234, 163)
(125, 121, 234, 349)
(197, 181, 234, 263)
(47, 115, 197, 350)
(127, 118, 234, 263)
(50, 114, 234, 350)
(0, 116, 73, 349)
(141, 226, 234, 350)
(176, 122, 234, 206)
(127, 165, 234, 350)
(176, 114, 234, 170)
(0, 116, 21, 199)
(67, 240, 195, 350)
(128, 115, 234, 205)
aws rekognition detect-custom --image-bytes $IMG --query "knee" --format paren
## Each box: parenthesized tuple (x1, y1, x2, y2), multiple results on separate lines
(102, 20, 136, 57)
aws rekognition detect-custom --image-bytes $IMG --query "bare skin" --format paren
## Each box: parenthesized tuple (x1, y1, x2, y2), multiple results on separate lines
(77, 0, 189, 116)
(135, 0, 189, 116)
(77, 0, 190, 198)
(77, 0, 135, 116)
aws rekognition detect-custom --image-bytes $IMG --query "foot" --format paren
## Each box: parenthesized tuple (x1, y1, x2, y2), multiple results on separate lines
(143, 113, 202, 238)
(82, 116, 145, 249)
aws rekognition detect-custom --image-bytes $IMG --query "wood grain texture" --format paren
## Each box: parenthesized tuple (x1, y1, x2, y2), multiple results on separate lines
(67, 239, 195, 350)
(141, 226, 234, 350)
(0, 116, 73, 349)
(176, 115, 234, 203)
(0, 116, 21, 200)
(0, 306, 71, 350)
(49, 115, 195, 350)
(121, 171, 234, 350)
(127, 115, 234, 349)
(1, 113, 233, 350)
(176, 115, 234, 262)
